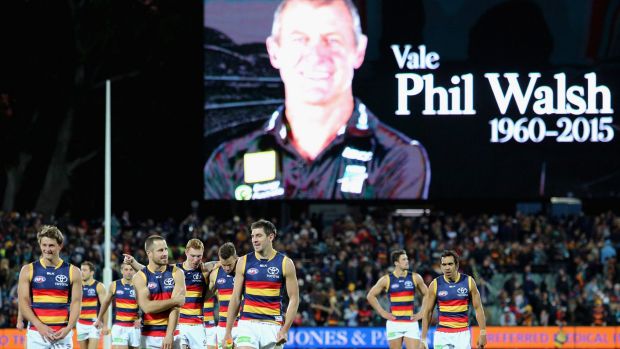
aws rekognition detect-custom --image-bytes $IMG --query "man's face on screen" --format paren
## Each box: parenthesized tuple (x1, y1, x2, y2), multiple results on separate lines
(267, 0, 366, 106)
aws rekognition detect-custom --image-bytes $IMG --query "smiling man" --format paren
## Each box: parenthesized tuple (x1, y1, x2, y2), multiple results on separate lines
(204, 0, 430, 200)
(222, 219, 299, 349)
(18, 225, 83, 349)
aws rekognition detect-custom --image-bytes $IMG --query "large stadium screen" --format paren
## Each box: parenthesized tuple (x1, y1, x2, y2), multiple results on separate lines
(204, 0, 620, 200)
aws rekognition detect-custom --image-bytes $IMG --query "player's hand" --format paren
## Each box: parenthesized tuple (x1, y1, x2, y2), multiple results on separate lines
(102, 326, 110, 336)
(16, 320, 25, 330)
(411, 312, 423, 321)
(94, 318, 103, 329)
(162, 333, 174, 349)
(418, 339, 429, 349)
(34, 323, 55, 342)
(222, 332, 234, 349)
(275, 328, 288, 346)
(53, 326, 72, 340)
(478, 333, 487, 349)
(382, 312, 396, 321)
(123, 254, 135, 264)
(134, 319, 141, 328)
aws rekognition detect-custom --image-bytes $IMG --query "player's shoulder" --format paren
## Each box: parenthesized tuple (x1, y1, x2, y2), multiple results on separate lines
(207, 122, 275, 162)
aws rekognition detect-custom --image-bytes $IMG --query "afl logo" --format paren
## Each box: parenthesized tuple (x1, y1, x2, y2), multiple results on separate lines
(247, 268, 259, 275)
(438, 290, 448, 297)
(192, 273, 202, 280)
(267, 267, 279, 275)
(55, 275, 68, 283)
(147, 282, 157, 289)
(457, 287, 468, 296)
(34, 276, 46, 283)
(164, 278, 174, 286)
(391, 284, 399, 289)
(116, 290, 124, 295)
(217, 278, 226, 285)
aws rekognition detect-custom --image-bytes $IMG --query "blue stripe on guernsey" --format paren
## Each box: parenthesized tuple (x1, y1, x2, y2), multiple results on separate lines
(215, 266, 238, 326)
(240, 251, 286, 325)
(112, 279, 138, 326)
(79, 279, 101, 324)
(435, 273, 471, 332)
(140, 265, 179, 337)
(29, 259, 72, 332)
(387, 271, 416, 322)
(177, 262, 206, 325)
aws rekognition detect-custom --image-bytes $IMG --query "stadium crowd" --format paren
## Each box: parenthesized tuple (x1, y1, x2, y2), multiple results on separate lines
(0, 209, 619, 328)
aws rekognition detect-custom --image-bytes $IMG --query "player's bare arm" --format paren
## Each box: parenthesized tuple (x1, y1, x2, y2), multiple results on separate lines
(366, 275, 396, 321)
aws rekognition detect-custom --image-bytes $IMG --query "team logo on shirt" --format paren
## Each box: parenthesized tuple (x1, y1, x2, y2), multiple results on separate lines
(129, 290, 136, 297)
(338, 165, 368, 194)
(391, 284, 399, 289)
(457, 287, 468, 297)
(217, 278, 226, 285)
(267, 267, 279, 275)
(56, 275, 68, 283)
(247, 268, 259, 275)
(192, 273, 202, 280)
(147, 282, 157, 289)
(34, 276, 46, 283)
(164, 278, 174, 286)
(438, 290, 448, 297)
(116, 290, 124, 295)
(405, 281, 414, 288)
(88, 288, 96, 296)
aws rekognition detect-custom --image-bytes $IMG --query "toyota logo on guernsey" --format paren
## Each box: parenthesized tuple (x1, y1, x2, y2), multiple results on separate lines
(267, 267, 279, 275)
(247, 268, 259, 275)
(192, 273, 202, 280)
(55, 275, 68, 283)
(163, 278, 174, 286)
(457, 287, 469, 296)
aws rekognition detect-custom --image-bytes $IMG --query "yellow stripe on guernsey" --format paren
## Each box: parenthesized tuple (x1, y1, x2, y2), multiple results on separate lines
(390, 295, 414, 302)
(245, 288, 280, 297)
(33, 295, 68, 303)
(440, 305, 468, 312)
(242, 305, 281, 316)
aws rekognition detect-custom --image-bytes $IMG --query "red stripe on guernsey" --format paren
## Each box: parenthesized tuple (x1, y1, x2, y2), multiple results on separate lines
(243, 299, 281, 309)
(245, 280, 282, 289)
(33, 308, 68, 316)
(437, 327, 470, 333)
(391, 305, 414, 311)
(439, 315, 468, 323)
(181, 302, 202, 309)
(32, 289, 68, 297)
(30, 324, 65, 331)
(151, 291, 173, 300)
(115, 298, 136, 306)
(391, 290, 414, 297)
(186, 284, 202, 292)
(438, 299, 469, 306)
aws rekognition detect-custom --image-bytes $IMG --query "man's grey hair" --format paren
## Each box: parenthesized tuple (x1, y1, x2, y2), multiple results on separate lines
(270, 0, 364, 46)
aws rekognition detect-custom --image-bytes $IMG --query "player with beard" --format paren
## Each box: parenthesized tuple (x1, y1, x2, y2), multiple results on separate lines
(132, 235, 186, 349)
(223, 220, 299, 349)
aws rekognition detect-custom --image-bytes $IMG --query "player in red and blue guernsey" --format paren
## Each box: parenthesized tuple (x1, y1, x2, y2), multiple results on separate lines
(205, 242, 240, 349)
(96, 262, 141, 349)
(133, 235, 186, 349)
(18, 225, 83, 349)
(420, 250, 487, 349)
(124, 238, 219, 349)
(78, 261, 108, 349)
(223, 220, 299, 349)
(367, 250, 428, 349)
